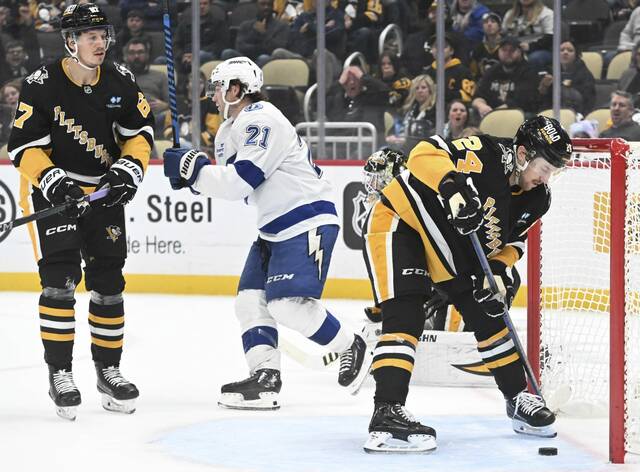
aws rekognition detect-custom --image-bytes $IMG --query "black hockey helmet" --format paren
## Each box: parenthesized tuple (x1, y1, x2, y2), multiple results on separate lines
(513, 116, 572, 168)
(363, 148, 408, 194)
(61, 3, 114, 42)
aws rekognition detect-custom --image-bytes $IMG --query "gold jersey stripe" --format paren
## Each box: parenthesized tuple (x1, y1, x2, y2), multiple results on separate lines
(41, 332, 74, 341)
(121, 134, 151, 171)
(372, 358, 414, 373)
(383, 179, 454, 283)
(380, 332, 418, 347)
(477, 327, 509, 348)
(91, 337, 123, 349)
(483, 352, 520, 369)
(89, 313, 124, 325)
(365, 202, 398, 302)
(407, 141, 456, 192)
(490, 245, 520, 268)
(18, 147, 55, 187)
(39, 305, 74, 317)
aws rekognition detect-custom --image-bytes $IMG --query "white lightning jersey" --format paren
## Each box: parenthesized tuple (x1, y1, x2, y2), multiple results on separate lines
(193, 101, 339, 241)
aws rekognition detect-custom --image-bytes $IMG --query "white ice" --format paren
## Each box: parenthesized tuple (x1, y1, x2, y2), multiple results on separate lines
(0, 292, 636, 472)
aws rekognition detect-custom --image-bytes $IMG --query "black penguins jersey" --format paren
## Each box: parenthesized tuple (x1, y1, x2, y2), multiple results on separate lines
(380, 134, 551, 284)
(8, 58, 154, 189)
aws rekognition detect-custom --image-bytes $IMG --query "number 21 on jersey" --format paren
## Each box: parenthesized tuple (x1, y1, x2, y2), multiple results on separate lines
(452, 136, 484, 174)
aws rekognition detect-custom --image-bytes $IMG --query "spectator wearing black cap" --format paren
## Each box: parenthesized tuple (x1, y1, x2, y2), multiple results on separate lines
(537, 39, 596, 115)
(115, 10, 152, 62)
(472, 36, 539, 117)
(425, 33, 476, 106)
(470, 11, 503, 79)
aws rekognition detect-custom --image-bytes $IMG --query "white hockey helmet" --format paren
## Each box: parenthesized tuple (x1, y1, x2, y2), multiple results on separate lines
(207, 57, 264, 96)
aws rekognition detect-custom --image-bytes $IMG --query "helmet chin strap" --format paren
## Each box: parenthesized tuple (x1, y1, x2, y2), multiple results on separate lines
(221, 90, 245, 119)
(512, 145, 530, 183)
(64, 33, 109, 72)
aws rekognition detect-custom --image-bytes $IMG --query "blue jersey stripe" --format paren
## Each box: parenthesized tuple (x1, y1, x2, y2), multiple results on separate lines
(233, 160, 265, 188)
(259, 200, 337, 234)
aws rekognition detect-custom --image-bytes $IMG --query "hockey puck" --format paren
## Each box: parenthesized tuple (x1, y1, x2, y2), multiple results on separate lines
(538, 447, 558, 456)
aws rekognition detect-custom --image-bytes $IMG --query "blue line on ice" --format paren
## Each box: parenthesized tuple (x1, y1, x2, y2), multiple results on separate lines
(155, 415, 603, 472)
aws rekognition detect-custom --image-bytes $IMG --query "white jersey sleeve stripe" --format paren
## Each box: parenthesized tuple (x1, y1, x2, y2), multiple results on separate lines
(8, 134, 52, 161)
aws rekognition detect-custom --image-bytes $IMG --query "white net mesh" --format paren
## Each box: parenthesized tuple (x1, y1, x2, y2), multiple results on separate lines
(537, 141, 640, 458)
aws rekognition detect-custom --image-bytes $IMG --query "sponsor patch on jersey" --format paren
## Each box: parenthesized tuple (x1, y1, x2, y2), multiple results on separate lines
(25, 67, 49, 85)
(114, 62, 136, 82)
(107, 96, 122, 108)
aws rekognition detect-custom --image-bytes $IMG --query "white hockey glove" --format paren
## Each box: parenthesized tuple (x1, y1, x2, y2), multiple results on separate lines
(473, 261, 518, 318)
(98, 156, 143, 207)
(39, 167, 91, 219)
(438, 172, 483, 236)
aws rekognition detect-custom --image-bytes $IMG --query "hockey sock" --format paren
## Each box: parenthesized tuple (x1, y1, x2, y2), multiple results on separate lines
(373, 295, 426, 404)
(39, 294, 76, 369)
(89, 294, 124, 366)
(453, 292, 527, 398)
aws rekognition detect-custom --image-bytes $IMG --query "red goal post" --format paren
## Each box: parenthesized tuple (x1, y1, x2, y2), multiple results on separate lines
(527, 138, 639, 464)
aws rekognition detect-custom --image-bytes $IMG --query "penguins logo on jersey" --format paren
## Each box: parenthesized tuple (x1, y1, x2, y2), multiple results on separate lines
(114, 62, 135, 82)
(25, 67, 49, 85)
(498, 143, 514, 174)
(105, 225, 122, 243)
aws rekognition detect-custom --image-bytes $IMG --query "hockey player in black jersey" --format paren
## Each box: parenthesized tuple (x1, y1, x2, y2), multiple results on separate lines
(361, 116, 572, 453)
(7, 3, 154, 420)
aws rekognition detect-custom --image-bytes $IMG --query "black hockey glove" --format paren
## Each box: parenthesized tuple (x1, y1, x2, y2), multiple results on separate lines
(39, 167, 91, 219)
(98, 156, 144, 207)
(438, 172, 483, 235)
(473, 260, 518, 318)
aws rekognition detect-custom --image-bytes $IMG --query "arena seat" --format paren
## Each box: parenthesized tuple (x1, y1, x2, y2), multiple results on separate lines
(479, 109, 525, 138)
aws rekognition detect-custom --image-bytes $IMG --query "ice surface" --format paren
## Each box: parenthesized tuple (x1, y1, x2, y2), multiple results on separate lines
(0, 293, 635, 471)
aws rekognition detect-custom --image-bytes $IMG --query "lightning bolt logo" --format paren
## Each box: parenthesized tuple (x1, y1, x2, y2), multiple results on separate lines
(308, 229, 324, 280)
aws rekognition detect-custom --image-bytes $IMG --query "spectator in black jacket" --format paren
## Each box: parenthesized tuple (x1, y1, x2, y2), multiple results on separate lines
(537, 40, 596, 115)
(340, 0, 384, 63)
(472, 36, 539, 117)
(175, 0, 230, 71)
(0, 40, 30, 86)
(426, 33, 476, 106)
(3, 1, 40, 71)
(119, 0, 164, 31)
(221, 0, 289, 66)
(470, 11, 503, 79)
(285, 0, 345, 58)
(115, 10, 152, 62)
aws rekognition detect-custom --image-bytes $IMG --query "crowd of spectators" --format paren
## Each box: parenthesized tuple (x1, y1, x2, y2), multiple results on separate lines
(3, 0, 640, 153)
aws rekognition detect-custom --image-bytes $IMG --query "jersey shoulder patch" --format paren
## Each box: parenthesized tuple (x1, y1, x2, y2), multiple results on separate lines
(112, 62, 136, 83)
(25, 66, 49, 85)
(243, 103, 264, 112)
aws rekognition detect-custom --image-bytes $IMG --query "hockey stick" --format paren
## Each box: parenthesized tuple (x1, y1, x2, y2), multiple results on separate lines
(255, 328, 339, 370)
(0, 188, 109, 233)
(469, 231, 543, 397)
(162, 0, 180, 148)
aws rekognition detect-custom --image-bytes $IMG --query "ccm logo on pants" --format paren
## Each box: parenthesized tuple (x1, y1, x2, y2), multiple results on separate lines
(401, 268, 428, 276)
(45, 224, 77, 236)
(266, 274, 295, 283)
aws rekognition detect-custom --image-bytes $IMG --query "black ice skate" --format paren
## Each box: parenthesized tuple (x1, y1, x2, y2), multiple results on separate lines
(48, 365, 81, 421)
(218, 369, 282, 411)
(507, 391, 556, 438)
(95, 362, 139, 414)
(364, 402, 437, 454)
(338, 334, 373, 395)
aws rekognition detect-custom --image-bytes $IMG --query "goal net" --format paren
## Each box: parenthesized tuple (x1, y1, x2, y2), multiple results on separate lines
(527, 138, 640, 463)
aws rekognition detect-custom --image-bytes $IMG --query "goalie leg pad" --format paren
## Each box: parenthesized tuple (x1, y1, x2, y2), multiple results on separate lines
(236, 289, 281, 372)
(267, 297, 352, 353)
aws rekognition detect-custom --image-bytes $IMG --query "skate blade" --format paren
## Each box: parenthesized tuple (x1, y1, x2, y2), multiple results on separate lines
(101, 394, 136, 414)
(218, 392, 280, 411)
(348, 347, 374, 396)
(363, 431, 437, 454)
(512, 419, 557, 438)
(55, 405, 78, 421)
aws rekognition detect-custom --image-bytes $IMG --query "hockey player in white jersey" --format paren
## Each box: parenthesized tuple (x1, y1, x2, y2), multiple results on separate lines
(164, 57, 372, 410)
